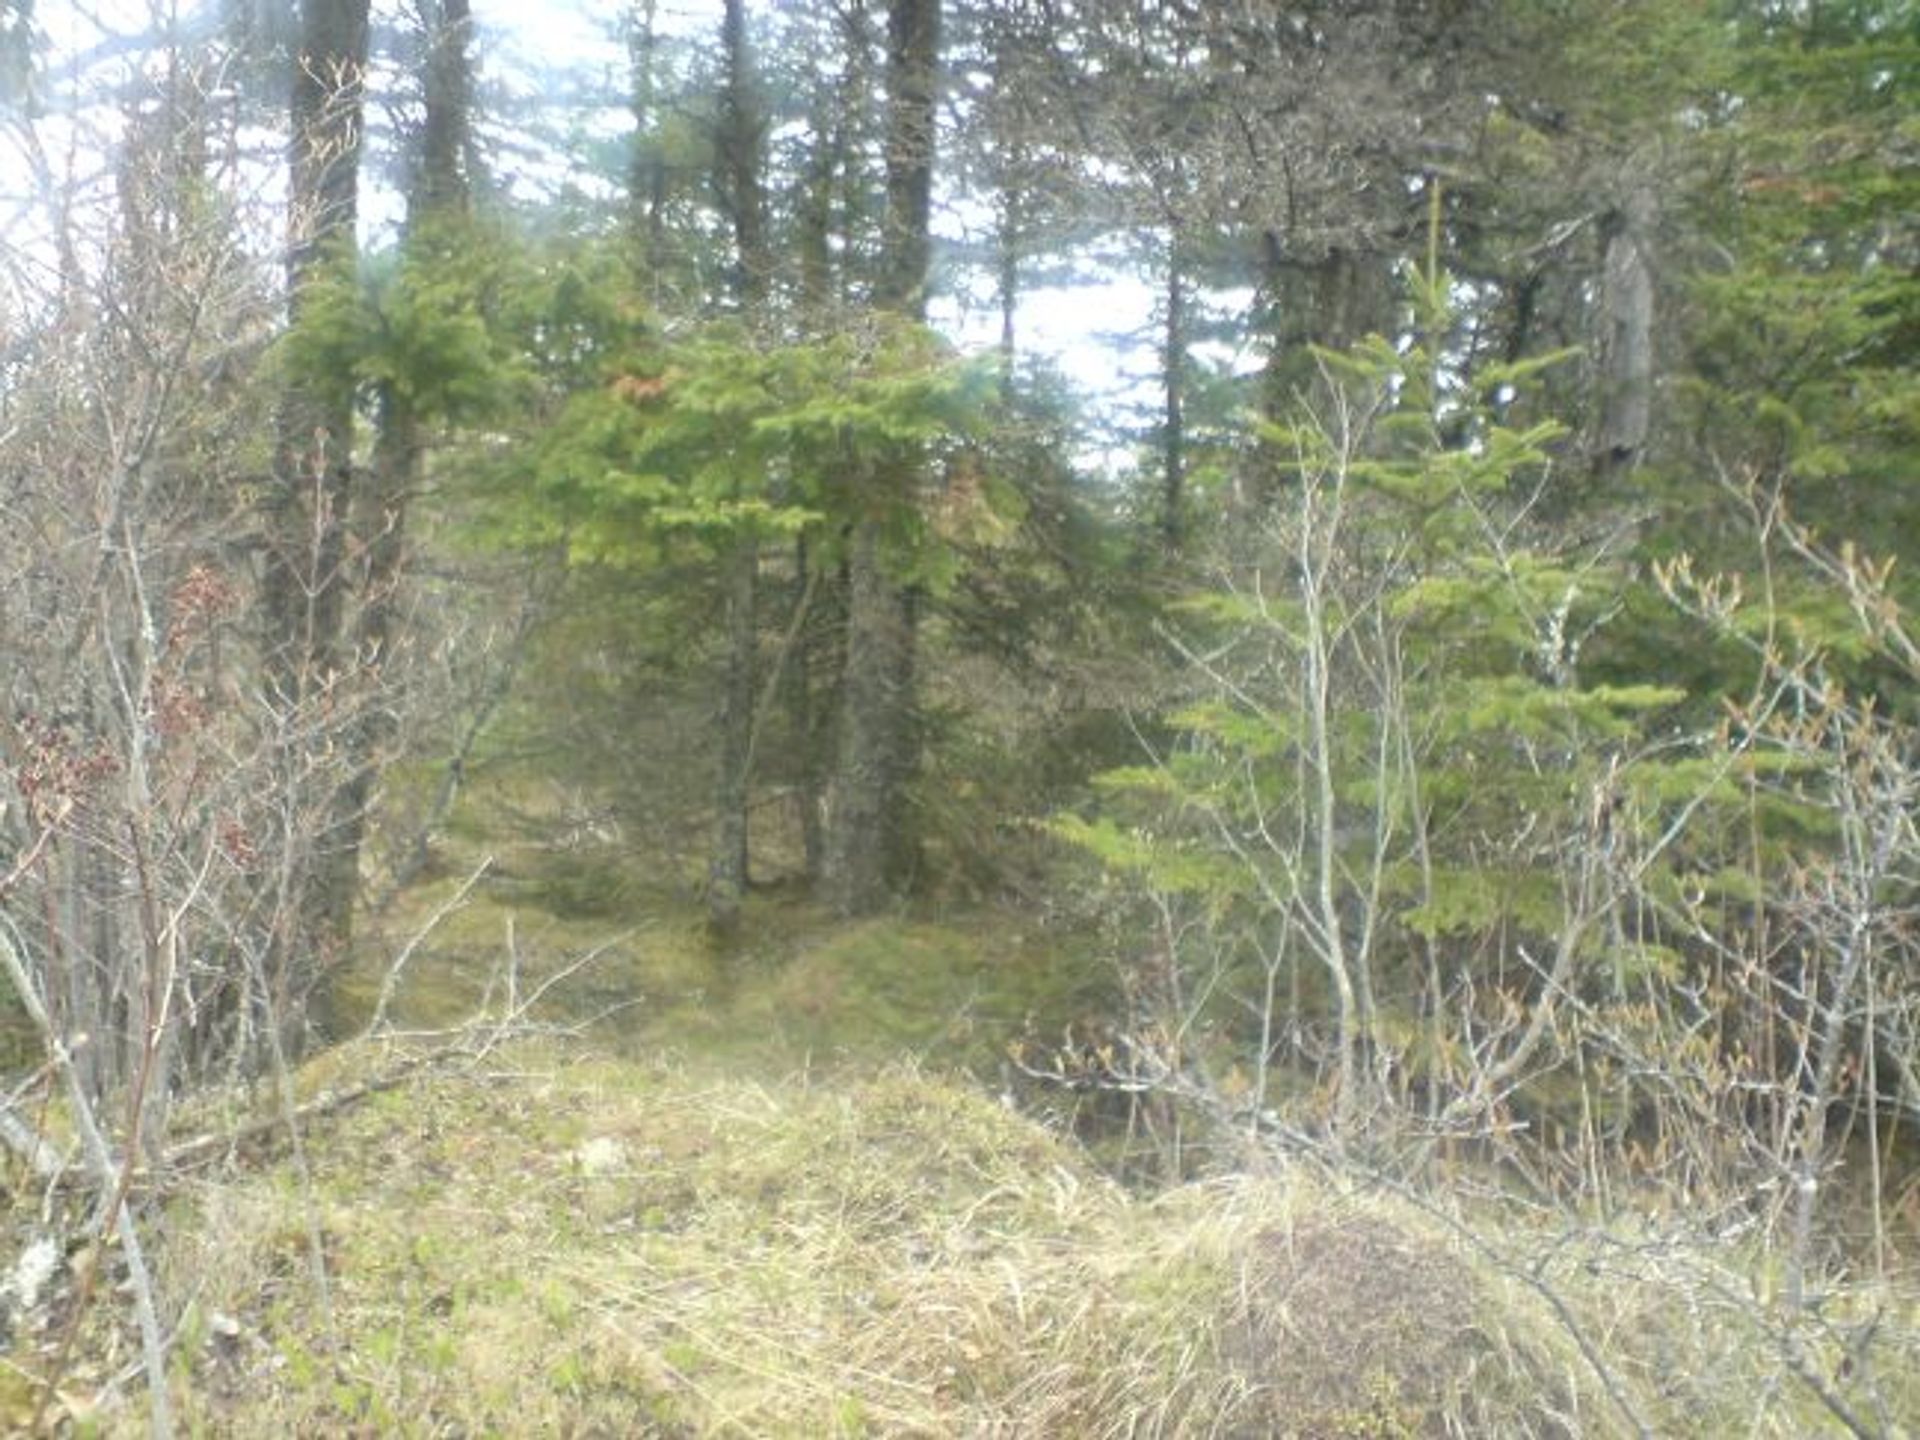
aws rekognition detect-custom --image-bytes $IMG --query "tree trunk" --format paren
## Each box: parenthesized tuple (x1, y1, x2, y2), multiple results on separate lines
(627, 0, 669, 293)
(1594, 185, 1654, 481)
(788, 36, 861, 883)
(706, 0, 769, 938)
(1162, 225, 1187, 549)
(717, 0, 766, 311)
(315, 0, 473, 994)
(268, 0, 370, 697)
(319, 387, 416, 956)
(790, 535, 829, 880)
(823, 523, 917, 913)
(996, 178, 1020, 393)
(874, 0, 937, 320)
(821, 0, 939, 917)
(708, 535, 757, 935)
(1261, 237, 1393, 420)
(263, 0, 369, 1038)
(417, 0, 472, 212)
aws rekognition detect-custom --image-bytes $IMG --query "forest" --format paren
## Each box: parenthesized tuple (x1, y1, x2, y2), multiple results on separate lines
(0, 0, 1917, 1433)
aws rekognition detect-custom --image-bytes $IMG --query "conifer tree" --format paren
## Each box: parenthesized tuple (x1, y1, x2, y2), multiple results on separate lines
(821, 0, 941, 916)
(1060, 248, 1694, 1132)
(318, 0, 477, 954)
(706, 0, 769, 938)
(1684, 0, 1920, 581)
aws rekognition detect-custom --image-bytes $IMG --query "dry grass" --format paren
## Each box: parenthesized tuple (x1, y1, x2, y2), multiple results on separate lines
(0, 1022, 1898, 1436)
(115, 1043, 1674, 1438)
(7, 819, 1916, 1438)
(10, 823, 1912, 1436)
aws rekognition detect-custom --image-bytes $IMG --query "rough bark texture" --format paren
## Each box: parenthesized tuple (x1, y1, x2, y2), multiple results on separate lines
(821, 0, 939, 917)
(822, 523, 917, 912)
(717, 0, 767, 310)
(874, 0, 937, 319)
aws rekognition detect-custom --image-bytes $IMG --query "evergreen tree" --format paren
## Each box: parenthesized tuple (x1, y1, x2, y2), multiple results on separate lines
(319, 0, 479, 954)
(1060, 253, 1696, 1133)
(820, 0, 942, 916)
(1684, 0, 1920, 580)
(705, 0, 770, 938)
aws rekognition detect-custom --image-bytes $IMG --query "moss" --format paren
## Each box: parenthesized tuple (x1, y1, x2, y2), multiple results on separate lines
(727, 913, 1113, 1074)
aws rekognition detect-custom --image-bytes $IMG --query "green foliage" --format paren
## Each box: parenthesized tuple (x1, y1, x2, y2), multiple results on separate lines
(278, 220, 537, 421)
(1679, 0, 1920, 587)
(1050, 813, 1255, 902)
(1057, 280, 1722, 1109)
(501, 300, 1002, 590)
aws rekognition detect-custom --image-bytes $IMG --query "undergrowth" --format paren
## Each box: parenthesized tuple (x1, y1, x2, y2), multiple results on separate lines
(5, 824, 1915, 1435)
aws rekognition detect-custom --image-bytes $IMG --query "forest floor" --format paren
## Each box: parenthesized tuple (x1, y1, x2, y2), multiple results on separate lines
(6, 789, 1919, 1436)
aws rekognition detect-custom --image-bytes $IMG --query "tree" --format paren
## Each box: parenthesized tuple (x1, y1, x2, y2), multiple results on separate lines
(819, 0, 942, 916)
(261, 0, 370, 1032)
(704, 0, 770, 938)
(0, 12, 326, 1427)
(1454, 1, 1727, 477)
(1059, 256, 1695, 1138)
(319, 0, 478, 953)
(1681, 0, 1920, 584)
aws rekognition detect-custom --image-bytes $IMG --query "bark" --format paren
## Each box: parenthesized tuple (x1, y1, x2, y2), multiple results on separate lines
(627, 0, 668, 287)
(789, 34, 861, 881)
(708, 536, 757, 935)
(717, 0, 766, 311)
(263, 0, 369, 1032)
(874, 0, 937, 318)
(318, 390, 416, 953)
(821, 0, 939, 917)
(1594, 185, 1654, 480)
(706, 0, 769, 937)
(316, 0, 472, 988)
(1162, 226, 1187, 550)
(823, 523, 917, 913)
(798, 130, 836, 316)
(996, 185, 1019, 392)
(790, 535, 830, 879)
(416, 0, 472, 214)
(1261, 235, 1395, 420)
